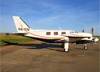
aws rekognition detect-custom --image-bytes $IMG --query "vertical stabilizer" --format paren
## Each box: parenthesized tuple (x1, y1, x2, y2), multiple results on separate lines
(13, 16, 30, 33)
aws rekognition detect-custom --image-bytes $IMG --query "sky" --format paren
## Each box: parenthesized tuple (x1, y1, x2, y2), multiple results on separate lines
(0, 0, 100, 36)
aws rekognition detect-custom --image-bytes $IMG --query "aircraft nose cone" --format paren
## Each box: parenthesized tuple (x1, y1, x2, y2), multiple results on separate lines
(95, 38, 99, 42)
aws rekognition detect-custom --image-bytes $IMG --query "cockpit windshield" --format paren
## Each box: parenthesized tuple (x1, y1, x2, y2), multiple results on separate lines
(70, 31, 78, 33)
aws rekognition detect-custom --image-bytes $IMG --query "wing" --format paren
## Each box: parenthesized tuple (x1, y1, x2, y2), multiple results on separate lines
(55, 36, 90, 43)
(68, 36, 89, 43)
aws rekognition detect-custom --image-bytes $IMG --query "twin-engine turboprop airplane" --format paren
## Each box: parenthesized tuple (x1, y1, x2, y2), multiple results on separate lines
(13, 16, 99, 52)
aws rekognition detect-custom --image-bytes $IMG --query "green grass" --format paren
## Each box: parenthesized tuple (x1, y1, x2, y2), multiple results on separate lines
(0, 33, 35, 46)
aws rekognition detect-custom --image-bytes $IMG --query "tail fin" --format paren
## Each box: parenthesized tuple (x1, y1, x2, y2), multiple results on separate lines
(13, 16, 30, 33)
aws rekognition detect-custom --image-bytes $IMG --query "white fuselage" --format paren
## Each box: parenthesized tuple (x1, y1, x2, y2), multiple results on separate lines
(25, 29, 92, 41)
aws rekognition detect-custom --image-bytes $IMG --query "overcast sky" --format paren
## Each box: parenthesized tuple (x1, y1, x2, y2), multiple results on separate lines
(0, 0, 99, 35)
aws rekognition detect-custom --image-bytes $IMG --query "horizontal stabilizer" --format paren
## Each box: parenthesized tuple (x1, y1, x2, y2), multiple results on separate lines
(11, 32, 27, 36)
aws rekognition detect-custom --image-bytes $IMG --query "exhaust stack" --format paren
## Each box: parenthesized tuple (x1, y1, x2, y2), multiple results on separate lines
(82, 29, 84, 33)
(92, 27, 94, 36)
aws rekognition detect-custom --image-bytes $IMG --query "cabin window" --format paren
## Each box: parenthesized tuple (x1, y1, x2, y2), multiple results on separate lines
(70, 31, 75, 33)
(62, 32, 66, 34)
(18, 28, 23, 31)
(46, 32, 51, 35)
(54, 32, 58, 35)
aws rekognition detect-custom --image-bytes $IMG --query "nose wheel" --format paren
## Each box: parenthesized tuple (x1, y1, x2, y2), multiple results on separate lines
(84, 43, 88, 50)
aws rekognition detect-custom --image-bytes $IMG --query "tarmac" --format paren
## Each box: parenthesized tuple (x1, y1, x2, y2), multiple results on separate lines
(0, 40, 100, 72)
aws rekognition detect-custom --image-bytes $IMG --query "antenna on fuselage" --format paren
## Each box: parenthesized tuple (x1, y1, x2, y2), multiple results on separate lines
(91, 27, 94, 36)
(59, 27, 62, 30)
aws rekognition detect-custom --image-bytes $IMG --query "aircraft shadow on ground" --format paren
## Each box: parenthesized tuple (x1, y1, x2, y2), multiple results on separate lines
(1, 40, 64, 52)
(18, 43, 65, 52)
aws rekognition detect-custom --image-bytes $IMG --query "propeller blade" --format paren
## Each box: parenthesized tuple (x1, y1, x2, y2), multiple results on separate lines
(92, 37, 99, 44)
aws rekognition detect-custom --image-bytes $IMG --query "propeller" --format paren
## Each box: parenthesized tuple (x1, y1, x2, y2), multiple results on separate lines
(92, 37, 99, 44)
(82, 27, 99, 44)
(91, 27, 99, 44)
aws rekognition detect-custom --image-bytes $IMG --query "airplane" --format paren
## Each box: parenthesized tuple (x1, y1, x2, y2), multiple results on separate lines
(13, 16, 99, 52)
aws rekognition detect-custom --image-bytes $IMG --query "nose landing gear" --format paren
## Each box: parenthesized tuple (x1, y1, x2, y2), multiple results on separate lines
(84, 43, 88, 50)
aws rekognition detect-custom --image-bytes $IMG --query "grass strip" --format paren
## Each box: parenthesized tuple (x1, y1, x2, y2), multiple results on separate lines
(0, 33, 35, 46)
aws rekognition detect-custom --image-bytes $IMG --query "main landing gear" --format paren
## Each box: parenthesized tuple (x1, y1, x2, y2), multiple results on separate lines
(61, 42, 69, 52)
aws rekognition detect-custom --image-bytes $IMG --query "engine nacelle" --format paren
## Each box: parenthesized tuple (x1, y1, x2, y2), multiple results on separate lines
(76, 40, 91, 44)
